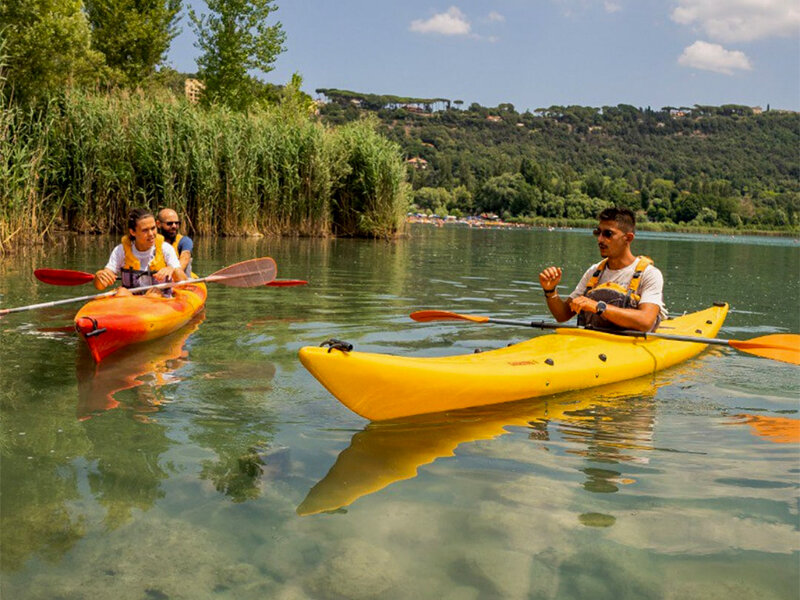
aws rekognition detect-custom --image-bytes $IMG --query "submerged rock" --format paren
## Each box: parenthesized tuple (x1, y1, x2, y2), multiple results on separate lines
(307, 538, 401, 599)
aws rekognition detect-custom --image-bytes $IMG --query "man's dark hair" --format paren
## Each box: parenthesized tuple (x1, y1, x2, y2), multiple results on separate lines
(597, 207, 636, 232)
(127, 208, 154, 232)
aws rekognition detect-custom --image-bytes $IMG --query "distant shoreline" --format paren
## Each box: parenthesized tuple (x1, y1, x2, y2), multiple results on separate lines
(406, 215, 799, 238)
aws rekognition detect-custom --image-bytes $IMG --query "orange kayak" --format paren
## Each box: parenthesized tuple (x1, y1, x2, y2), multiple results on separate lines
(74, 283, 207, 362)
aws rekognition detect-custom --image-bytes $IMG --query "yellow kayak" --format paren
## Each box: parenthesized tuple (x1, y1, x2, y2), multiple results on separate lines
(299, 304, 729, 420)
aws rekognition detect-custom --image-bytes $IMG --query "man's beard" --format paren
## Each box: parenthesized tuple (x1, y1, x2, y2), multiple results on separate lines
(160, 229, 176, 243)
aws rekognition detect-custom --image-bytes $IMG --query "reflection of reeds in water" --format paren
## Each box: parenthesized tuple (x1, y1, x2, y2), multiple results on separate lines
(75, 314, 204, 420)
(297, 377, 660, 515)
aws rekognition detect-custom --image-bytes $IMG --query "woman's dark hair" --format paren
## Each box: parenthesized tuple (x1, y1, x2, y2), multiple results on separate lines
(597, 207, 636, 232)
(127, 208, 154, 232)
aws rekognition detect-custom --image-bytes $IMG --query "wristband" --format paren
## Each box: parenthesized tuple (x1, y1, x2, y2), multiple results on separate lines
(543, 287, 557, 297)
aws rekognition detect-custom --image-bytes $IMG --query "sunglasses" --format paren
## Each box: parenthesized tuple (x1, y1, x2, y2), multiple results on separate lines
(162, 220, 180, 226)
(592, 228, 617, 239)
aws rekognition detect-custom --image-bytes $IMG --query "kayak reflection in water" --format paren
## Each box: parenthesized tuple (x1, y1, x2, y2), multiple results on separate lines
(75, 315, 203, 421)
(297, 379, 659, 516)
(539, 207, 667, 332)
(93, 208, 187, 297)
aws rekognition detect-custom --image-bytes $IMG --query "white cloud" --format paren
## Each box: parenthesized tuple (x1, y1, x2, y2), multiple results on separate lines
(488, 11, 505, 22)
(678, 41, 753, 75)
(410, 6, 471, 35)
(553, 0, 623, 16)
(671, 0, 800, 43)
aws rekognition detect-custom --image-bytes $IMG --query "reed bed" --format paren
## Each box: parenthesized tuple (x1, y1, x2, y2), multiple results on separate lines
(0, 90, 408, 253)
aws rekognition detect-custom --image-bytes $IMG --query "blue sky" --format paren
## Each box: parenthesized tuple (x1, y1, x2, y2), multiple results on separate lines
(167, 1, 800, 111)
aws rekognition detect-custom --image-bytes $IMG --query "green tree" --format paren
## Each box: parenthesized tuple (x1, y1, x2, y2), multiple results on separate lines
(476, 172, 535, 215)
(84, 0, 181, 87)
(189, 0, 286, 110)
(672, 193, 701, 223)
(0, 0, 105, 104)
(413, 187, 452, 214)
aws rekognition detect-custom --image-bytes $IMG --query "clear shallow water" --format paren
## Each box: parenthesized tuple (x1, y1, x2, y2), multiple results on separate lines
(1, 224, 798, 599)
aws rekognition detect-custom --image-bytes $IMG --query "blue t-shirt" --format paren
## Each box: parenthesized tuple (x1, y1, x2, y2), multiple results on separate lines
(175, 236, 194, 276)
(177, 236, 193, 255)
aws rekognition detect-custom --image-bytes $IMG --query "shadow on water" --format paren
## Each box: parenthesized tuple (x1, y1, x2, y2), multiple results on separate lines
(297, 376, 660, 516)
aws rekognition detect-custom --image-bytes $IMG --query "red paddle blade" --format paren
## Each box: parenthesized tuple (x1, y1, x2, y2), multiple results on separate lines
(35, 269, 94, 286)
(410, 310, 490, 323)
(266, 279, 308, 287)
(729, 334, 800, 365)
(207, 257, 277, 287)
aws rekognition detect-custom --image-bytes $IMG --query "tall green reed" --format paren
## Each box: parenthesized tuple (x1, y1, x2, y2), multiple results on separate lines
(0, 99, 57, 254)
(1, 90, 408, 252)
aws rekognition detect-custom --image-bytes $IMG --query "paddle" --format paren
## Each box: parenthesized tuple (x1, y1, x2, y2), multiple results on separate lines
(1, 257, 277, 316)
(410, 310, 800, 366)
(34, 268, 95, 285)
(34, 268, 305, 288)
(266, 279, 307, 287)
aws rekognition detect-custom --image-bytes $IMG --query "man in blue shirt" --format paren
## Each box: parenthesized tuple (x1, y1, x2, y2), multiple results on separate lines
(157, 208, 194, 277)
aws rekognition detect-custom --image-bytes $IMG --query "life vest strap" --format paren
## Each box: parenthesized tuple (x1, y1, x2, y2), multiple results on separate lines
(584, 256, 652, 298)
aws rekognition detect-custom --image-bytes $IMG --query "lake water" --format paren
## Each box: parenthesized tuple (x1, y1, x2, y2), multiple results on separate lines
(1, 224, 799, 599)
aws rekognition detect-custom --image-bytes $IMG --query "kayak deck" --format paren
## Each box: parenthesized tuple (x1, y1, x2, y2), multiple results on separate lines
(74, 283, 207, 362)
(299, 304, 729, 420)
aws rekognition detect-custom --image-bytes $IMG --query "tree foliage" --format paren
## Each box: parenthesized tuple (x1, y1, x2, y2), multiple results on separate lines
(0, 0, 104, 104)
(189, 0, 286, 110)
(84, 0, 181, 87)
(320, 99, 800, 230)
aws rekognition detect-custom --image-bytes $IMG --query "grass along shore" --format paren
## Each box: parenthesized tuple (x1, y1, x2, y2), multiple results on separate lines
(0, 90, 410, 254)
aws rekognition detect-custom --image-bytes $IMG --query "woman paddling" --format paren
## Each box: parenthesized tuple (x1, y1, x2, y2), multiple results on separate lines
(94, 208, 188, 296)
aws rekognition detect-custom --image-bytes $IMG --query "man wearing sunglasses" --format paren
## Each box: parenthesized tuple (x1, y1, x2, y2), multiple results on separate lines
(157, 208, 194, 277)
(538, 207, 666, 332)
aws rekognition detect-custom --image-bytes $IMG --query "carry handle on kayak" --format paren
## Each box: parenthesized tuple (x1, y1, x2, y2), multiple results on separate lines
(1, 257, 277, 316)
(409, 309, 800, 366)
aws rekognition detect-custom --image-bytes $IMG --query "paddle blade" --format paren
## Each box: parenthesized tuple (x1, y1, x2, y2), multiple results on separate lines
(207, 257, 277, 288)
(410, 310, 489, 323)
(266, 279, 308, 287)
(35, 268, 94, 286)
(729, 334, 800, 365)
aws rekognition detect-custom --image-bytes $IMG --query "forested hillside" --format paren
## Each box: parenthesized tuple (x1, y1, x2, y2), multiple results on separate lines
(318, 91, 800, 230)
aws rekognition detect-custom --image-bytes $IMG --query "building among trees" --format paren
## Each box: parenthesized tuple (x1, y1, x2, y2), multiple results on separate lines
(184, 78, 205, 103)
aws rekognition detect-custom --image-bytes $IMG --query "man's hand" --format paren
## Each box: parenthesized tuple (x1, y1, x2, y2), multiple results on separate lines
(539, 266, 562, 292)
(568, 295, 599, 314)
(94, 268, 116, 290)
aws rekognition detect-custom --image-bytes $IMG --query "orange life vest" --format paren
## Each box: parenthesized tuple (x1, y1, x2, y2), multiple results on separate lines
(120, 234, 167, 288)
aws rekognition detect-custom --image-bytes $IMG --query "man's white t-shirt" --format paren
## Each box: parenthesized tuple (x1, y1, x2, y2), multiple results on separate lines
(568, 258, 668, 320)
(104, 242, 181, 274)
